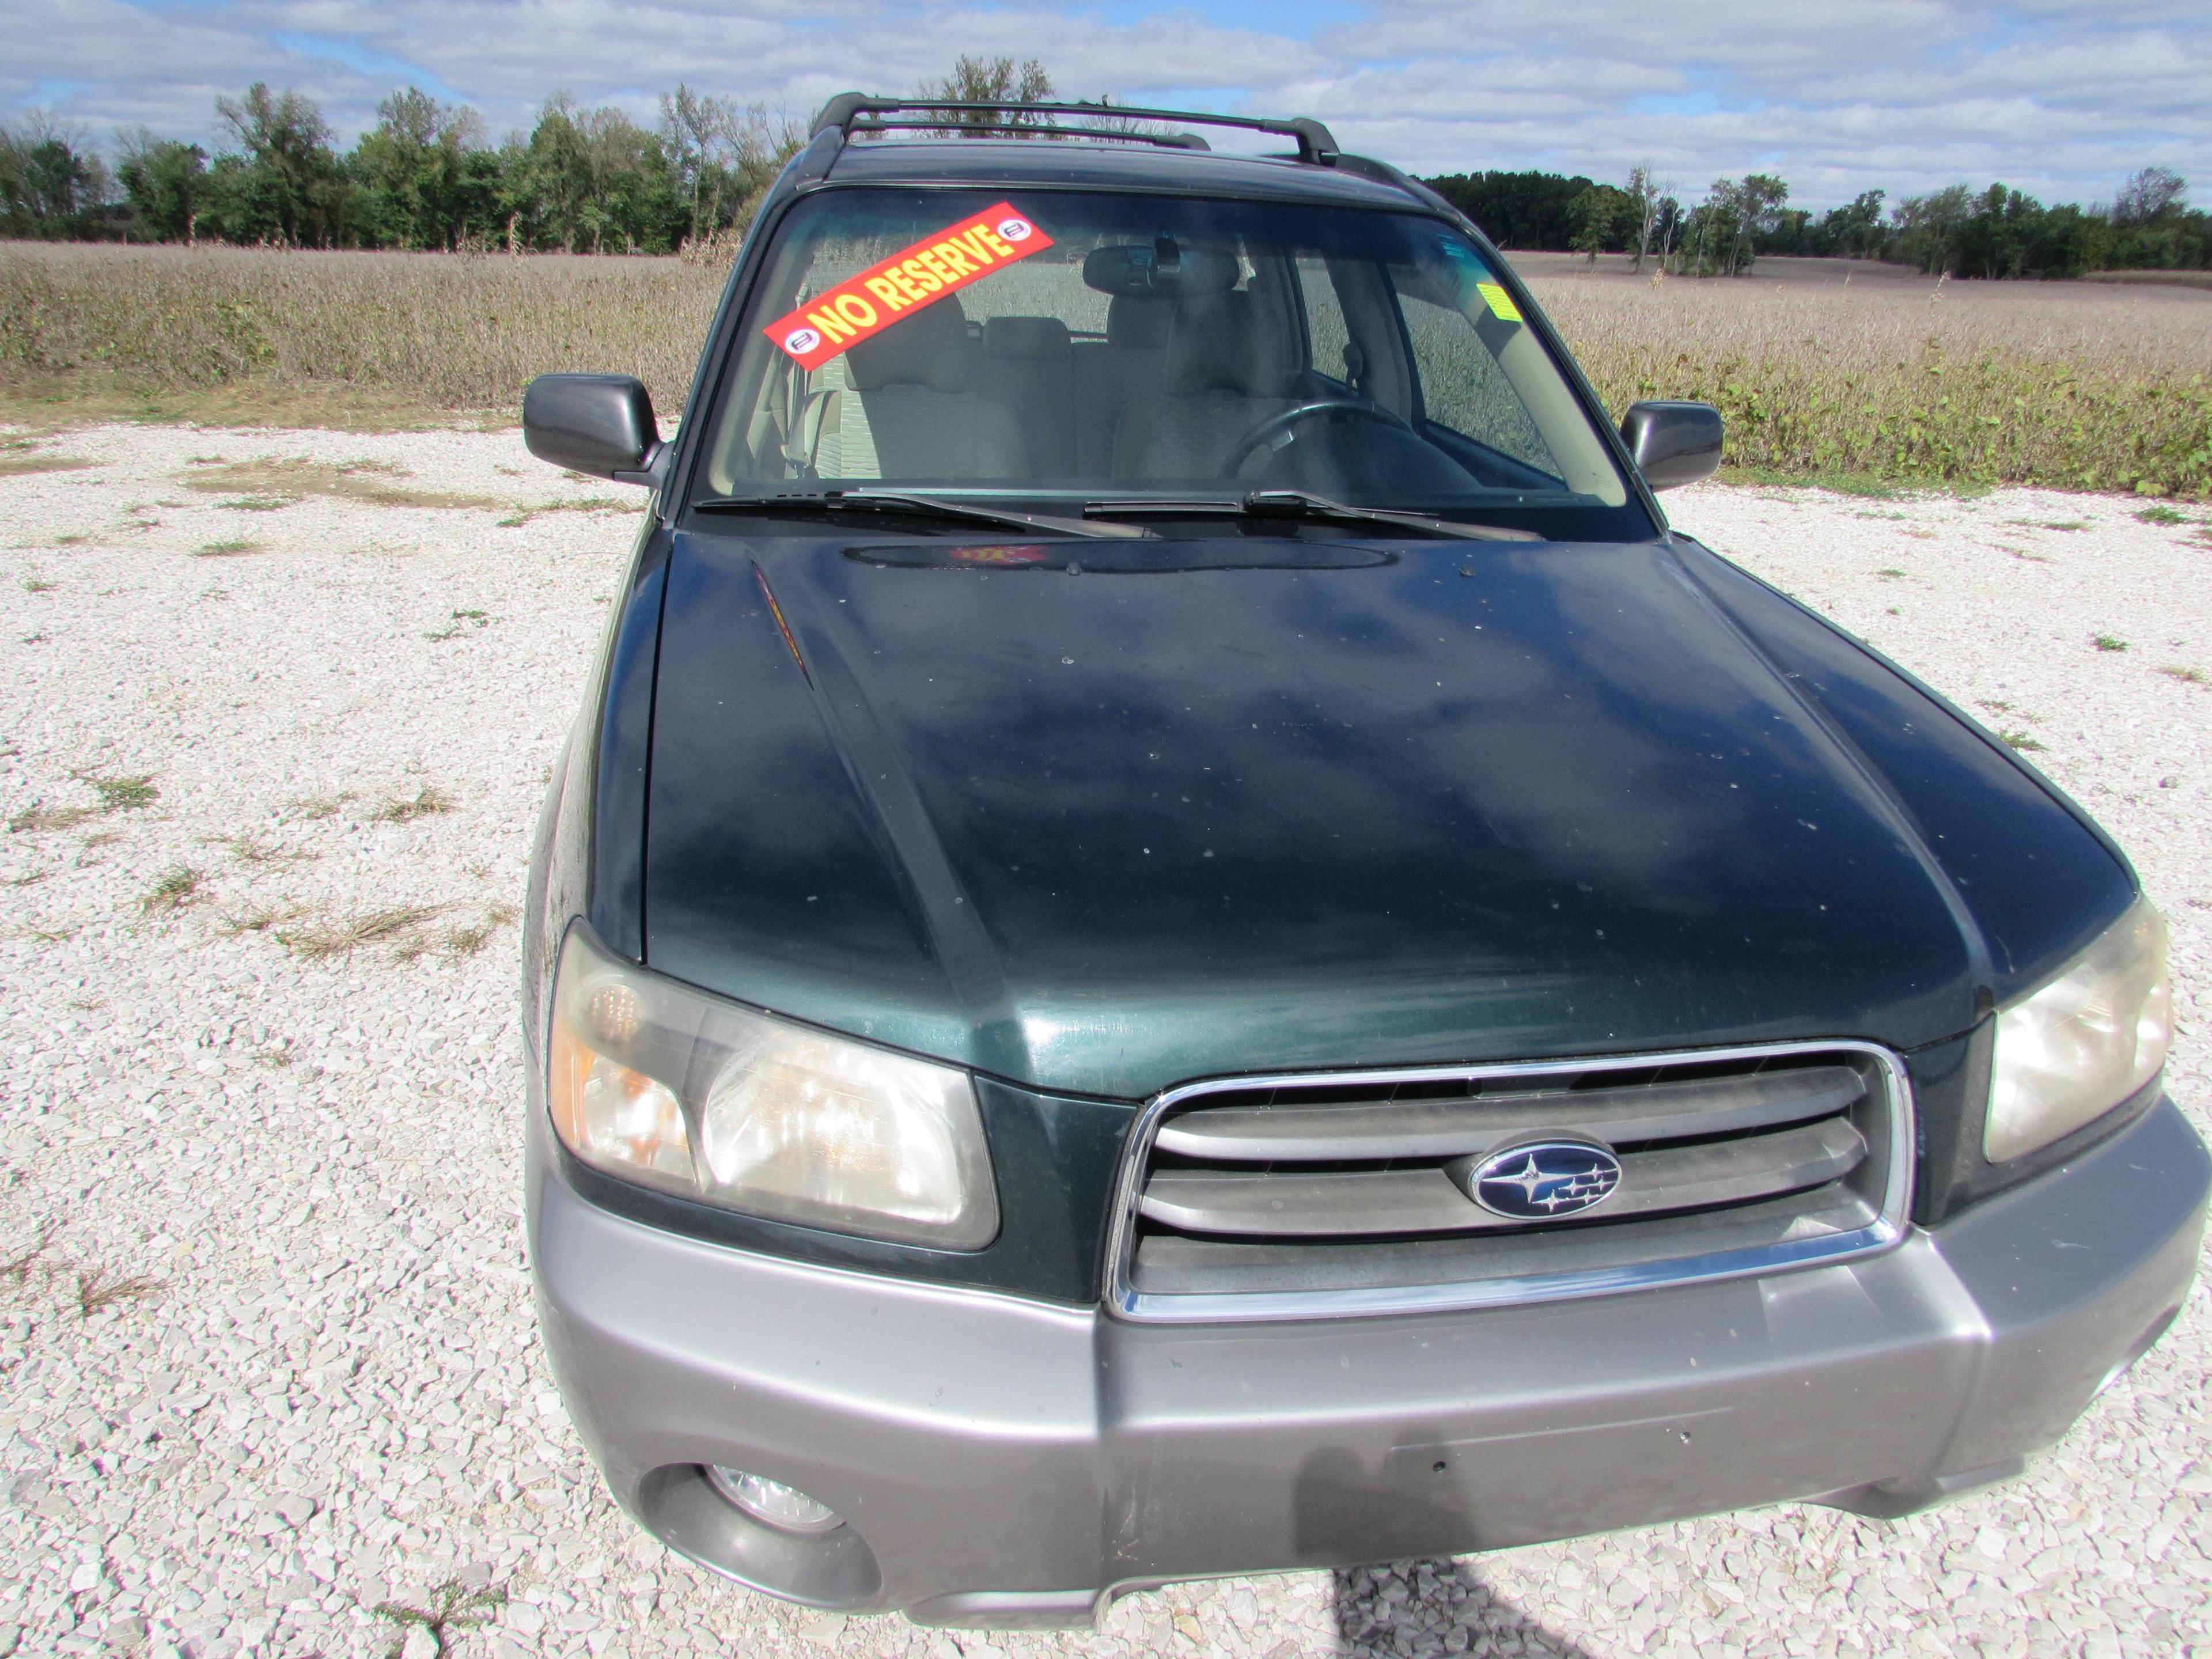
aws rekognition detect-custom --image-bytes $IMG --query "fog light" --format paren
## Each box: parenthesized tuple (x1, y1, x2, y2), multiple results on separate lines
(704, 1466, 844, 1534)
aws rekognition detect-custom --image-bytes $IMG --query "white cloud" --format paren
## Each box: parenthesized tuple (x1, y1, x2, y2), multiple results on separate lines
(1, 0, 2205, 210)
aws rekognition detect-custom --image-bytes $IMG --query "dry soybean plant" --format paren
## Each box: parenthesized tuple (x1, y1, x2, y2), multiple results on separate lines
(0, 241, 725, 415)
(1529, 272, 2212, 497)
(4, 240, 2207, 495)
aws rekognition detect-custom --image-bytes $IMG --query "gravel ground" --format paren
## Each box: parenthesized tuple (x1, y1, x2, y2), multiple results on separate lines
(1, 423, 2207, 1659)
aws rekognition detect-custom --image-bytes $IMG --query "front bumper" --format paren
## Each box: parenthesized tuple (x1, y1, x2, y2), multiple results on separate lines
(527, 1095, 2207, 1628)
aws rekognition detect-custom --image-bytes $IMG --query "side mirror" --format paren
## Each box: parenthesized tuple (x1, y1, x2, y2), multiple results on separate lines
(1619, 400, 1723, 491)
(523, 374, 662, 486)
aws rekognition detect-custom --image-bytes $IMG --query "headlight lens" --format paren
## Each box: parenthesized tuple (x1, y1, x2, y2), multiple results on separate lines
(1984, 897, 2172, 1162)
(547, 926, 998, 1249)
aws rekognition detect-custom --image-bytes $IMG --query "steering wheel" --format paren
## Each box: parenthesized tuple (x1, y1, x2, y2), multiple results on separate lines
(1219, 398, 1414, 479)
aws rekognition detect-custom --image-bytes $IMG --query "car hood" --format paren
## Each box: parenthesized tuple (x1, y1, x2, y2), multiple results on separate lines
(644, 530, 1987, 1098)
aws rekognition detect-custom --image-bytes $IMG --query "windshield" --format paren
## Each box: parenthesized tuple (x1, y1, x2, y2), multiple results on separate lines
(692, 187, 1645, 538)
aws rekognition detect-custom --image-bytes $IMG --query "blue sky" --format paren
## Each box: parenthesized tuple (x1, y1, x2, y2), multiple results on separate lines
(3, 0, 2207, 211)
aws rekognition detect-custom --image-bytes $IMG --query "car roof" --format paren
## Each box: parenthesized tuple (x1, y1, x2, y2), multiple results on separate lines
(820, 137, 1437, 213)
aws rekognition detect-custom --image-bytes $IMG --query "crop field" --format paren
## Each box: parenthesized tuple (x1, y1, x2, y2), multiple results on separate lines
(2, 240, 2210, 497)
(0, 243, 726, 426)
(1534, 263, 2212, 498)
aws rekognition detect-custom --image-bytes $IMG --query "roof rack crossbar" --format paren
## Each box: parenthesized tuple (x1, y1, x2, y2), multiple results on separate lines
(849, 116, 1212, 152)
(812, 96, 1340, 165)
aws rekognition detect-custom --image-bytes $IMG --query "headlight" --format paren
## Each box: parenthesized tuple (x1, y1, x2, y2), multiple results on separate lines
(547, 925, 998, 1249)
(1984, 897, 2173, 1162)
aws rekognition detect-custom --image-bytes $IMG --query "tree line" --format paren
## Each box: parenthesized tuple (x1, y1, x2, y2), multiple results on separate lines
(0, 84, 805, 253)
(0, 58, 1128, 255)
(1424, 165, 2208, 278)
(2, 62, 2204, 278)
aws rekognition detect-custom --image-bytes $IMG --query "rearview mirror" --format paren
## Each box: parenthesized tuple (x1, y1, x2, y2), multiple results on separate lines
(524, 374, 662, 485)
(1082, 240, 1240, 299)
(1619, 401, 1723, 491)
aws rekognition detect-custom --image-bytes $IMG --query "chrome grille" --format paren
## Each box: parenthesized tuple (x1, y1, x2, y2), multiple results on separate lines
(1107, 1042, 1912, 1322)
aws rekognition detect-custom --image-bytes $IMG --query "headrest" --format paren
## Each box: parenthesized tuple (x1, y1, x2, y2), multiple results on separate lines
(846, 296, 972, 393)
(984, 316, 1072, 361)
(1164, 292, 1287, 398)
(1106, 294, 1173, 350)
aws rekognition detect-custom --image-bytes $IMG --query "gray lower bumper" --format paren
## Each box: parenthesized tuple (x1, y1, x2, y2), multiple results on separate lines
(527, 1097, 2207, 1627)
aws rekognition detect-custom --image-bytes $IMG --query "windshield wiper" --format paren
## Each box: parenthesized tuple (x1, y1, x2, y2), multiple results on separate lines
(1085, 490, 1540, 542)
(695, 490, 1151, 540)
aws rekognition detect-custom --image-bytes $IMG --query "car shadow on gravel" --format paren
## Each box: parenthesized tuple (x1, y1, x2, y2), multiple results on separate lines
(1333, 1560, 1596, 1657)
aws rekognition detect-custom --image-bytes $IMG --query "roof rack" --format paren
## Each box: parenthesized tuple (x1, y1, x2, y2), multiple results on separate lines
(809, 96, 1342, 166)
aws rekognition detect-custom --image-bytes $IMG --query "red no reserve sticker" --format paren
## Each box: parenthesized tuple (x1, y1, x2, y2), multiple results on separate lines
(763, 203, 1054, 371)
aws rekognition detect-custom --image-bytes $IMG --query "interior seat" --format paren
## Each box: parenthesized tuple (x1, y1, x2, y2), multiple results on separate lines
(983, 316, 1075, 480)
(844, 296, 1025, 480)
(1070, 295, 1175, 476)
(1111, 292, 1294, 481)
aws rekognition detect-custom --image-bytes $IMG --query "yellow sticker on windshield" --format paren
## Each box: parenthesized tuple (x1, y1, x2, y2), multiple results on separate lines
(1475, 282, 1522, 322)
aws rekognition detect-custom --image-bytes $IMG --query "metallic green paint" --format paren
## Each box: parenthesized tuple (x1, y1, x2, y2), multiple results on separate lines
(635, 528, 2123, 1100)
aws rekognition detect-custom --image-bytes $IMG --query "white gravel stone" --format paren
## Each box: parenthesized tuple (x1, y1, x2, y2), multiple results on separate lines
(1, 426, 2205, 1659)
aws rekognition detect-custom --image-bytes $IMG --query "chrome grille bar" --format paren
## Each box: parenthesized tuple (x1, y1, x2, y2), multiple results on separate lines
(1141, 1116, 1868, 1237)
(1152, 1064, 1867, 1162)
(1104, 1040, 1914, 1324)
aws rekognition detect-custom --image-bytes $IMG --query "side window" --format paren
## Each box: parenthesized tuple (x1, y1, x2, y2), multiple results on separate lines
(1395, 289, 1555, 475)
(1295, 256, 1354, 387)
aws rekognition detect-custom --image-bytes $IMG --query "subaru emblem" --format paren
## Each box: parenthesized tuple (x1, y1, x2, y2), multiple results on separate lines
(1455, 1139, 1622, 1219)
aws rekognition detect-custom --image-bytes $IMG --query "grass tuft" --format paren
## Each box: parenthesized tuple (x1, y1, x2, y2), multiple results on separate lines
(2135, 505, 2191, 525)
(497, 497, 632, 528)
(1, 1225, 58, 1286)
(22, 571, 56, 592)
(181, 456, 510, 512)
(9, 801, 95, 833)
(219, 902, 306, 935)
(2, 1229, 162, 1319)
(0, 451, 101, 476)
(7, 771, 157, 834)
(373, 786, 454, 823)
(88, 772, 158, 810)
(76, 1268, 164, 1318)
(2160, 665, 2205, 684)
(2092, 634, 2129, 653)
(375, 1580, 507, 1656)
(426, 609, 491, 641)
(194, 537, 263, 556)
(139, 865, 203, 912)
(442, 902, 519, 957)
(285, 790, 355, 821)
(1998, 729, 2047, 752)
(209, 833, 315, 864)
(276, 903, 450, 960)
